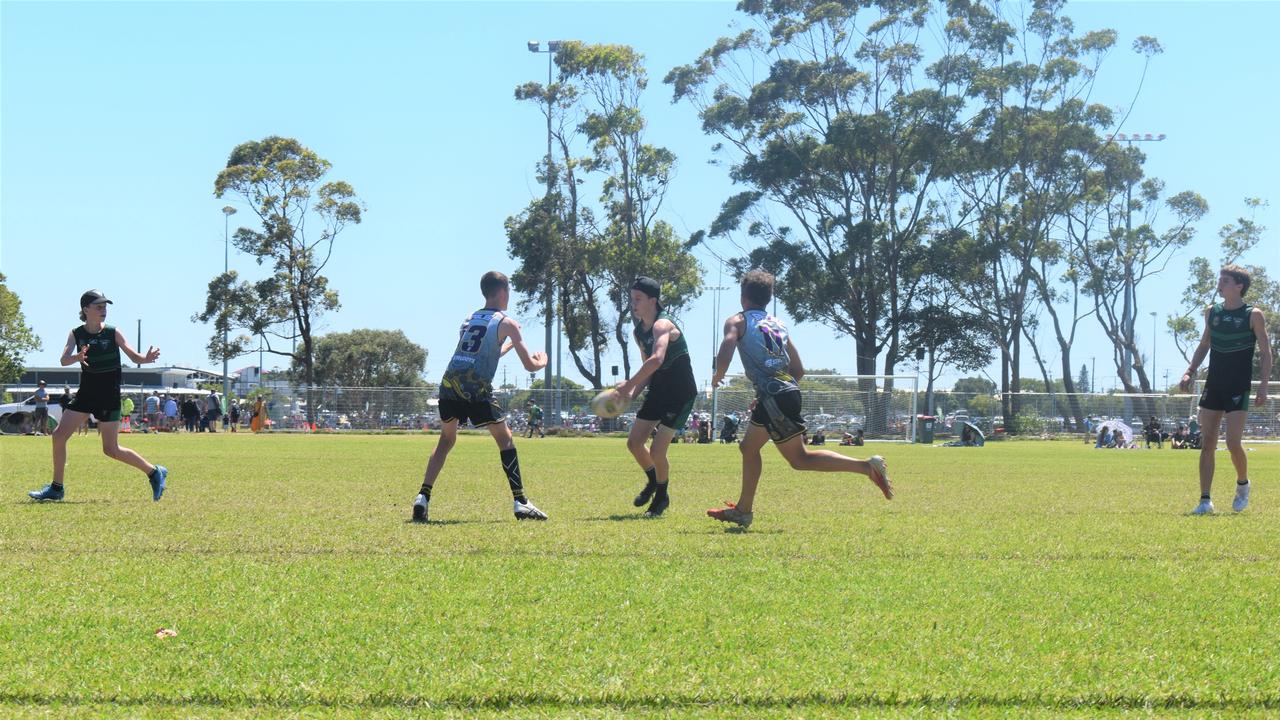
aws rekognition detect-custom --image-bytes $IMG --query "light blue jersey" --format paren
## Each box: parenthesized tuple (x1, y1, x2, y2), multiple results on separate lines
(738, 309, 799, 396)
(440, 309, 506, 401)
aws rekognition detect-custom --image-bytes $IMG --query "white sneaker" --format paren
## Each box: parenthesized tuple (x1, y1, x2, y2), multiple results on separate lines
(513, 499, 548, 520)
(1191, 499, 1215, 515)
(412, 493, 429, 522)
(1233, 482, 1250, 513)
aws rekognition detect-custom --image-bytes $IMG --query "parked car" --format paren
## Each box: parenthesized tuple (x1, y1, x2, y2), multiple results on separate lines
(0, 395, 65, 434)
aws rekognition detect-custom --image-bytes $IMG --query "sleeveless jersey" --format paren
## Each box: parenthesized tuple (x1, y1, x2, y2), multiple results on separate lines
(737, 309, 799, 396)
(440, 309, 506, 401)
(1206, 303, 1255, 390)
(72, 324, 121, 374)
(633, 311, 693, 382)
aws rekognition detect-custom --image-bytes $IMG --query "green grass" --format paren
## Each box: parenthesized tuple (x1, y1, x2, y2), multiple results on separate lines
(1, 433, 1278, 717)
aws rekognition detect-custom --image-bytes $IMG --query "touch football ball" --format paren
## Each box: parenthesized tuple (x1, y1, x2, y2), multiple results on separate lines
(590, 389, 626, 418)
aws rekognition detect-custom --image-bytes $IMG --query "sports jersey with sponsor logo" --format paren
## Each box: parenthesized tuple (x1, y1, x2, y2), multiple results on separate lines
(738, 309, 799, 397)
(72, 324, 121, 374)
(1206, 303, 1255, 391)
(440, 309, 505, 401)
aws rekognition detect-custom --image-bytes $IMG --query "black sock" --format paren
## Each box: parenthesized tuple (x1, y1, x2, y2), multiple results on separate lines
(655, 481, 669, 500)
(1238, 479, 1250, 486)
(418, 484, 433, 501)
(1201, 494, 1211, 500)
(643, 466, 657, 487)
(501, 448, 526, 503)
(52, 482, 63, 488)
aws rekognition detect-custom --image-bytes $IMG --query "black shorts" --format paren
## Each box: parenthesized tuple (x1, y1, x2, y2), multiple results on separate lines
(1199, 385, 1251, 413)
(750, 390, 807, 443)
(439, 397, 504, 427)
(67, 370, 123, 422)
(637, 369, 698, 431)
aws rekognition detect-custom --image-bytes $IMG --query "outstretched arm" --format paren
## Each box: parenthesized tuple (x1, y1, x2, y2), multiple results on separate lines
(115, 329, 160, 365)
(499, 318, 548, 372)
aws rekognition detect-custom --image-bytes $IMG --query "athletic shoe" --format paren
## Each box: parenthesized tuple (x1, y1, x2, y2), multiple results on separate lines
(1233, 482, 1250, 513)
(27, 484, 64, 502)
(707, 501, 752, 528)
(1191, 499, 1215, 515)
(514, 499, 548, 520)
(645, 492, 670, 517)
(867, 456, 894, 499)
(634, 481, 657, 507)
(412, 494, 429, 523)
(149, 466, 167, 501)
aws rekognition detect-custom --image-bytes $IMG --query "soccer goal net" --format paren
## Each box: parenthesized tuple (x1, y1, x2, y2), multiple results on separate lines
(699, 375, 920, 442)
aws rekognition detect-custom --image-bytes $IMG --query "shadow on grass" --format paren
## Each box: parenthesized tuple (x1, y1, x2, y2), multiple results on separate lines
(583, 513, 662, 522)
(402, 518, 505, 526)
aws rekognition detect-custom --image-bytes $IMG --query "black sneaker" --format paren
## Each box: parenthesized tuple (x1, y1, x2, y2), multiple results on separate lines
(412, 494, 429, 523)
(645, 492, 670, 517)
(634, 481, 657, 507)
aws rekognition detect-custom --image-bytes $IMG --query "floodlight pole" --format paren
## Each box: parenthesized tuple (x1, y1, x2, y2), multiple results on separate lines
(528, 39, 564, 420)
(222, 205, 237, 404)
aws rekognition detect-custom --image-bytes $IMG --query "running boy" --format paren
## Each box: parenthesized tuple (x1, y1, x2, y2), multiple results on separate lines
(706, 271, 892, 528)
(28, 290, 167, 502)
(1181, 265, 1272, 514)
(412, 271, 550, 522)
(613, 277, 698, 517)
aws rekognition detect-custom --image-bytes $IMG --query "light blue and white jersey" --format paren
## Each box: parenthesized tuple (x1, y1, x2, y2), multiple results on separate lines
(738, 309, 799, 397)
(440, 309, 506, 401)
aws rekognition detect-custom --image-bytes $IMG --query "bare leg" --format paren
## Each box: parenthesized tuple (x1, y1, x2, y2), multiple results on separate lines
(421, 420, 459, 490)
(627, 419, 661, 472)
(1223, 410, 1249, 482)
(487, 420, 515, 452)
(774, 433, 892, 498)
(735, 423, 770, 512)
(1198, 408, 1224, 498)
(648, 426, 676, 484)
(98, 421, 156, 475)
(51, 409, 90, 485)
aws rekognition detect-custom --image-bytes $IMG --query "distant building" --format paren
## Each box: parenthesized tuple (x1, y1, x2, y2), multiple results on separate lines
(9, 366, 231, 395)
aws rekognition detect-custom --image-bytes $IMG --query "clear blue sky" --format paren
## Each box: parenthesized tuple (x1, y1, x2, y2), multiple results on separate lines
(3, 1, 1277, 392)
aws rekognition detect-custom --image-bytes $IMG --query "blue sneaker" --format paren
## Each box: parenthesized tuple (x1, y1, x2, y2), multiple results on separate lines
(28, 484, 65, 502)
(149, 466, 167, 501)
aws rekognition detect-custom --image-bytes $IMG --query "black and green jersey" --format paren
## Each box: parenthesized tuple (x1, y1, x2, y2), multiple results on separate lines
(1206, 303, 1255, 390)
(72, 324, 121, 374)
(633, 311, 690, 372)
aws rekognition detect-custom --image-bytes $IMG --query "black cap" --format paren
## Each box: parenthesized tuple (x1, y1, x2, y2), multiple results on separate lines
(631, 276, 661, 300)
(80, 289, 113, 307)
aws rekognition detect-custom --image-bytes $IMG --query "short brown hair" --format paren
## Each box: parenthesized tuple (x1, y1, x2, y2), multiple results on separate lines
(1221, 264, 1251, 296)
(741, 270, 774, 308)
(481, 271, 509, 298)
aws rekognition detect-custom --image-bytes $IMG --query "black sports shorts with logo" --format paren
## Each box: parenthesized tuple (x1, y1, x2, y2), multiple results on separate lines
(438, 396, 504, 427)
(750, 389, 807, 443)
(67, 370, 123, 422)
(1199, 384, 1250, 413)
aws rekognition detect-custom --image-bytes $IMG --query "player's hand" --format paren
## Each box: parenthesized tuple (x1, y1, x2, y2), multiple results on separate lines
(711, 373, 724, 389)
(1179, 372, 1193, 392)
(613, 381, 632, 400)
(529, 351, 548, 370)
(1258, 385, 1269, 405)
(75, 345, 90, 366)
(144, 346, 161, 363)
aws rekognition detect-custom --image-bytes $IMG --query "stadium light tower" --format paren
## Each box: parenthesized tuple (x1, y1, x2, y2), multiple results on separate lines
(221, 205, 237, 404)
(527, 40, 562, 396)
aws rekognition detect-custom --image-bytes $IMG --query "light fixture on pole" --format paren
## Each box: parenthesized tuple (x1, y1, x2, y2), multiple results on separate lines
(222, 205, 237, 404)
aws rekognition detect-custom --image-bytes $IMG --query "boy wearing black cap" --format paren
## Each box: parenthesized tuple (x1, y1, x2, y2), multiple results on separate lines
(27, 290, 168, 502)
(613, 276, 698, 516)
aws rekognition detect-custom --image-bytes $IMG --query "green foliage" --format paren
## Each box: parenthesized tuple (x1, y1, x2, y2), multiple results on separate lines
(197, 137, 365, 420)
(290, 329, 427, 388)
(510, 44, 701, 386)
(0, 273, 41, 383)
(4, 437, 1277, 713)
(953, 376, 997, 396)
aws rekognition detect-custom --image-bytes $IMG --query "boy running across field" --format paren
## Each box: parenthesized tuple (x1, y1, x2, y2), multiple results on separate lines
(28, 290, 167, 502)
(706, 271, 892, 528)
(1181, 265, 1272, 514)
(412, 271, 550, 522)
(613, 277, 698, 517)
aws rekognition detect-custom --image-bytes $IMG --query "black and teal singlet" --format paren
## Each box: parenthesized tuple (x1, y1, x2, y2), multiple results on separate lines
(72, 324, 122, 374)
(1206, 303, 1255, 391)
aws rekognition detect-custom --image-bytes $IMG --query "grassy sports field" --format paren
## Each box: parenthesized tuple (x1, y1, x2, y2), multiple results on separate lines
(1, 432, 1278, 718)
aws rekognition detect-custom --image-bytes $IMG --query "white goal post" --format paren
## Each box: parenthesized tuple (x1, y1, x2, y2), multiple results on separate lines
(702, 375, 920, 442)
